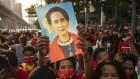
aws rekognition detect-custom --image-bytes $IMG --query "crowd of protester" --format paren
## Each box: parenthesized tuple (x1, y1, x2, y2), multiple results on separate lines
(0, 23, 140, 79)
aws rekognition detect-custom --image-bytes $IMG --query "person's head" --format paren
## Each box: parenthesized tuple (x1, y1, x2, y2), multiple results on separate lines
(56, 57, 76, 79)
(0, 54, 9, 79)
(0, 35, 7, 44)
(19, 36, 27, 47)
(38, 32, 41, 38)
(95, 59, 126, 79)
(0, 50, 18, 67)
(85, 36, 94, 47)
(28, 66, 56, 79)
(115, 53, 138, 73)
(46, 7, 69, 36)
(101, 36, 110, 48)
(93, 48, 109, 62)
(89, 20, 93, 24)
(23, 45, 36, 57)
(25, 32, 32, 40)
(56, 57, 75, 72)
(1, 31, 9, 39)
(23, 46, 36, 64)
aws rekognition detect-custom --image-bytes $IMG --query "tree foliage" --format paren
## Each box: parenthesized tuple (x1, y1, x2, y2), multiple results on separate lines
(25, 5, 37, 17)
(33, 19, 40, 29)
(26, 0, 140, 27)
(91, 0, 140, 22)
(25, 4, 40, 29)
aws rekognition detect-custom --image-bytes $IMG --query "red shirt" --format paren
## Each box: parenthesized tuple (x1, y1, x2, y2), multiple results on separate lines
(105, 32, 110, 37)
(86, 33, 91, 37)
(9, 68, 29, 79)
(92, 60, 97, 71)
(75, 73, 83, 79)
(118, 42, 130, 52)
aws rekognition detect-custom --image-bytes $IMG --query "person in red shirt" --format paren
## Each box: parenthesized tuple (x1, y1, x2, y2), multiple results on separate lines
(115, 53, 138, 79)
(118, 40, 130, 52)
(118, 32, 138, 56)
(9, 68, 29, 79)
(21, 46, 37, 74)
(0, 50, 29, 79)
(95, 59, 126, 79)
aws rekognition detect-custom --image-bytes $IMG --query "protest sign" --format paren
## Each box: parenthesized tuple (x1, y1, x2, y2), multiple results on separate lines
(35, 2, 82, 62)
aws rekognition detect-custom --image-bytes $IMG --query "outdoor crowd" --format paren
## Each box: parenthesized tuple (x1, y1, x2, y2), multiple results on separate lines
(0, 23, 140, 79)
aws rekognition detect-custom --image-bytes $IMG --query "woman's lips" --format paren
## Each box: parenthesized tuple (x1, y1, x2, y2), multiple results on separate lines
(59, 29, 65, 31)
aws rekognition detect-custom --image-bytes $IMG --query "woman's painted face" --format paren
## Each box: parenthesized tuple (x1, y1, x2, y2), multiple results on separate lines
(100, 65, 119, 79)
(50, 11, 69, 36)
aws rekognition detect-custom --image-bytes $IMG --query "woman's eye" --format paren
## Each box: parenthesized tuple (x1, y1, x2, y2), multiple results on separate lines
(54, 21, 58, 24)
(60, 18, 65, 22)
(102, 74, 108, 77)
(112, 74, 118, 77)
(60, 66, 65, 70)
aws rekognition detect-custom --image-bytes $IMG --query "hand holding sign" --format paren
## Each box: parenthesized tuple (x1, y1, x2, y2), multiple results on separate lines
(36, 36, 50, 55)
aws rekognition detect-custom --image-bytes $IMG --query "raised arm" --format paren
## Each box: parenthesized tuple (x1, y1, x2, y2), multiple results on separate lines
(128, 32, 138, 56)
(36, 36, 50, 66)
(76, 24, 94, 79)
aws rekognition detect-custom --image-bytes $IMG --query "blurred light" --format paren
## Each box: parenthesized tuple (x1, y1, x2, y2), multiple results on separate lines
(0, 17, 2, 21)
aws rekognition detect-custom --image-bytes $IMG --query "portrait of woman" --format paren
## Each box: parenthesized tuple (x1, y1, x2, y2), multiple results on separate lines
(36, 2, 82, 62)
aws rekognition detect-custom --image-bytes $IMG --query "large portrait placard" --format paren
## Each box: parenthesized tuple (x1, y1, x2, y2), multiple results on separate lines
(35, 2, 82, 62)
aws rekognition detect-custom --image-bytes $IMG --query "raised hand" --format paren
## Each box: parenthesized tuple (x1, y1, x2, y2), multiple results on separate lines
(76, 24, 87, 37)
(36, 36, 50, 55)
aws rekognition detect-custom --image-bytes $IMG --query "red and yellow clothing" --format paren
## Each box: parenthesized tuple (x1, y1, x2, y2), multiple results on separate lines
(21, 63, 36, 74)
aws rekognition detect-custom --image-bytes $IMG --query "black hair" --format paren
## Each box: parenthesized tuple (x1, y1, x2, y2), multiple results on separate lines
(92, 48, 105, 61)
(85, 36, 94, 43)
(19, 36, 27, 47)
(115, 53, 138, 67)
(28, 66, 56, 79)
(46, 7, 69, 25)
(2, 31, 9, 36)
(0, 35, 6, 43)
(23, 45, 36, 54)
(102, 36, 110, 44)
(56, 57, 76, 71)
(88, 47, 93, 56)
(0, 50, 18, 67)
(95, 59, 126, 79)
(0, 54, 8, 69)
(0, 44, 9, 50)
(25, 32, 32, 38)
(38, 32, 41, 34)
